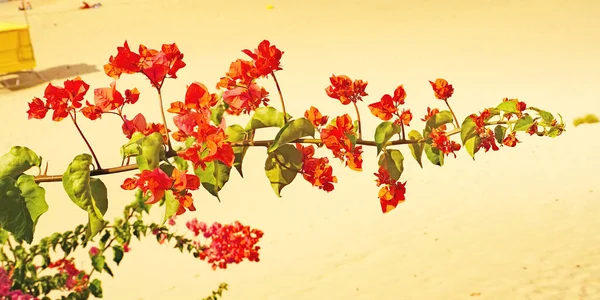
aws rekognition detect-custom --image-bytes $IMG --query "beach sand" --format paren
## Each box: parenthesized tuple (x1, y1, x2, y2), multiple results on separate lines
(1, 0, 600, 299)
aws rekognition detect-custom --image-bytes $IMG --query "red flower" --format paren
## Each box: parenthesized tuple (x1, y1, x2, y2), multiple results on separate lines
(48, 258, 89, 292)
(121, 168, 172, 204)
(429, 78, 454, 100)
(296, 144, 337, 192)
(320, 114, 362, 171)
(368, 85, 408, 123)
(27, 77, 90, 122)
(121, 113, 168, 142)
(469, 109, 499, 152)
(242, 40, 284, 77)
(222, 83, 270, 115)
(502, 132, 519, 147)
(325, 75, 368, 105)
(304, 106, 328, 128)
(429, 127, 461, 157)
(397, 109, 413, 126)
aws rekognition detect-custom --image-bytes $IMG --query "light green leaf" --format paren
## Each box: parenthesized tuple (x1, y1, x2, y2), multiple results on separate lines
(374, 121, 401, 155)
(121, 132, 166, 171)
(269, 118, 315, 152)
(464, 136, 480, 160)
(0, 146, 42, 179)
(460, 116, 478, 145)
(407, 130, 424, 168)
(425, 110, 454, 129)
(163, 190, 179, 224)
(264, 144, 302, 197)
(62, 154, 108, 241)
(424, 144, 444, 166)
(514, 115, 534, 132)
(378, 149, 404, 181)
(195, 161, 231, 201)
(496, 100, 519, 113)
(210, 102, 226, 126)
(0, 175, 48, 243)
(226, 125, 250, 177)
(245, 107, 287, 131)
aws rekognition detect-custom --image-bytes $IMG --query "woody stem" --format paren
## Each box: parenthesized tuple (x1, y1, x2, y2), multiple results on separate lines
(157, 89, 174, 153)
(271, 72, 288, 123)
(70, 113, 102, 170)
(353, 102, 363, 139)
(444, 99, 461, 128)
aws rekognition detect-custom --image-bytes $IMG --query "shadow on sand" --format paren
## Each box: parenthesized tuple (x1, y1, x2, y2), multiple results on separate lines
(0, 63, 100, 91)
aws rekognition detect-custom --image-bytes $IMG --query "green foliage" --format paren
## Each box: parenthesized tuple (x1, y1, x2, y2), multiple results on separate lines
(374, 122, 401, 155)
(269, 118, 315, 152)
(407, 130, 424, 168)
(378, 149, 404, 181)
(195, 161, 231, 201)
(0, 175, 48, 243)
(264, 144, 302, 197)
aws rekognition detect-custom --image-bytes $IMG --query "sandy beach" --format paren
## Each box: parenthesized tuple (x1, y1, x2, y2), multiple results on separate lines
(1, 0, 600, 299)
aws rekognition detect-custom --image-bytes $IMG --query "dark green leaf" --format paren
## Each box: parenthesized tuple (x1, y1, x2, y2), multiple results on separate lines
(378, 149, 404, 181)
(91, 254, 105, 272)
(172, 156, 189, 172)
(89, 279, 103, 298)
(112, 245, 124, 266)
(407, 130, 424, 168)
(373, 122, 401, 155)
(494, 125, 507, 144)
(0, 146, 42, 179)
(264, 144, 302, 197)
(0, 175, 47, 243)
(426, 110, 454, 129)
(269, 118, 315, 152)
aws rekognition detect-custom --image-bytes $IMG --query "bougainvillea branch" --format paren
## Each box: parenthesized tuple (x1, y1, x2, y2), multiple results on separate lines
(2, 39, 565, 299)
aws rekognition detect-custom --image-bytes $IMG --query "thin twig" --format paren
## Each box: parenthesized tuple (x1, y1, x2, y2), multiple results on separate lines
(271, 72, 288, 123)
(70, 113, 102, 170)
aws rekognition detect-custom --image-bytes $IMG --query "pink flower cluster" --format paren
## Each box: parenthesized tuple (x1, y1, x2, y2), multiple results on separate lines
(186, 219, 264, 270)
(0, 268, 37, 300)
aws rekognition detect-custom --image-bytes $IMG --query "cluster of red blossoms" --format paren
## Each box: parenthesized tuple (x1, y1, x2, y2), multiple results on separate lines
(216, 40, 284, 115)
(318, 113, 363, 171)
(368, 85, 413, 126)
(374, 167, 407, 213)
(325, 75, 368, 105)
(48, 258, 89, 292)
(296, 143, 337, 192)
(185, 219, 263, 270)
(121, 167, 200, 215)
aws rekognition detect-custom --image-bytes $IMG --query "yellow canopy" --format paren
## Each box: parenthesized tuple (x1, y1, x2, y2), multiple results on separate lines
(0, 22, 36, 74)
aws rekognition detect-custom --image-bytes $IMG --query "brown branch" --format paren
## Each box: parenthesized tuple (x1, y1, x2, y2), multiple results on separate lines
(32, 121, 507, 183)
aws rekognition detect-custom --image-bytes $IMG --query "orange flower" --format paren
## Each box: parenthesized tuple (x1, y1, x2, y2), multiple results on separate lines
(121, 168, 172, 204)
(397, 109, 413, 126)
(502, 132, 519, 147)
(378, 181, 406, 214)
(469, 109, 499, 152)
(368, 85, 408, 123)
(429, 78, 454, 100)
(304, 106, 329, 128)
(27, 77, 90, 122)
(325, 75, 368, 105)
(429, 127, 461, 157)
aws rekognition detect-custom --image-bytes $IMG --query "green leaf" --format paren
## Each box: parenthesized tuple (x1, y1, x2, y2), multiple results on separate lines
(89, 279, 103, 298)
(407, 130, 424, 168)
(514, 115, 534, 132)
(529, 107, 555, 123)
(464, 136, 480, 160)
(424, 144, 444, 166)
(0, 229, 8, 244)
(62, 154, 108, 241)
(496, 100, 519, 113)
(225, 125, 250, 177)
(172, 156, 189, 172)
(460, 116, 478, 145)
(264, 144, 302, 197)
(426, 110, 454, 129)
(113, 245, 124, 266)
(373, 122, 401, 155)
(269, 118, 316, 152)
(0, 175, 48, 243)
(245, 107, 287, 131)
(546, 127, 560, 137)
(120, 132, 166, 171)
(210, 102, 226, 126)
(185, 137, 196, 149)
(494, 125, 507, 144)
(195, 161, 231, 201)
(378, 149, 404, 181)
(91, 254, 105, 272)
(163, 190, 179, 223)
(0, 146, 42, 179)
